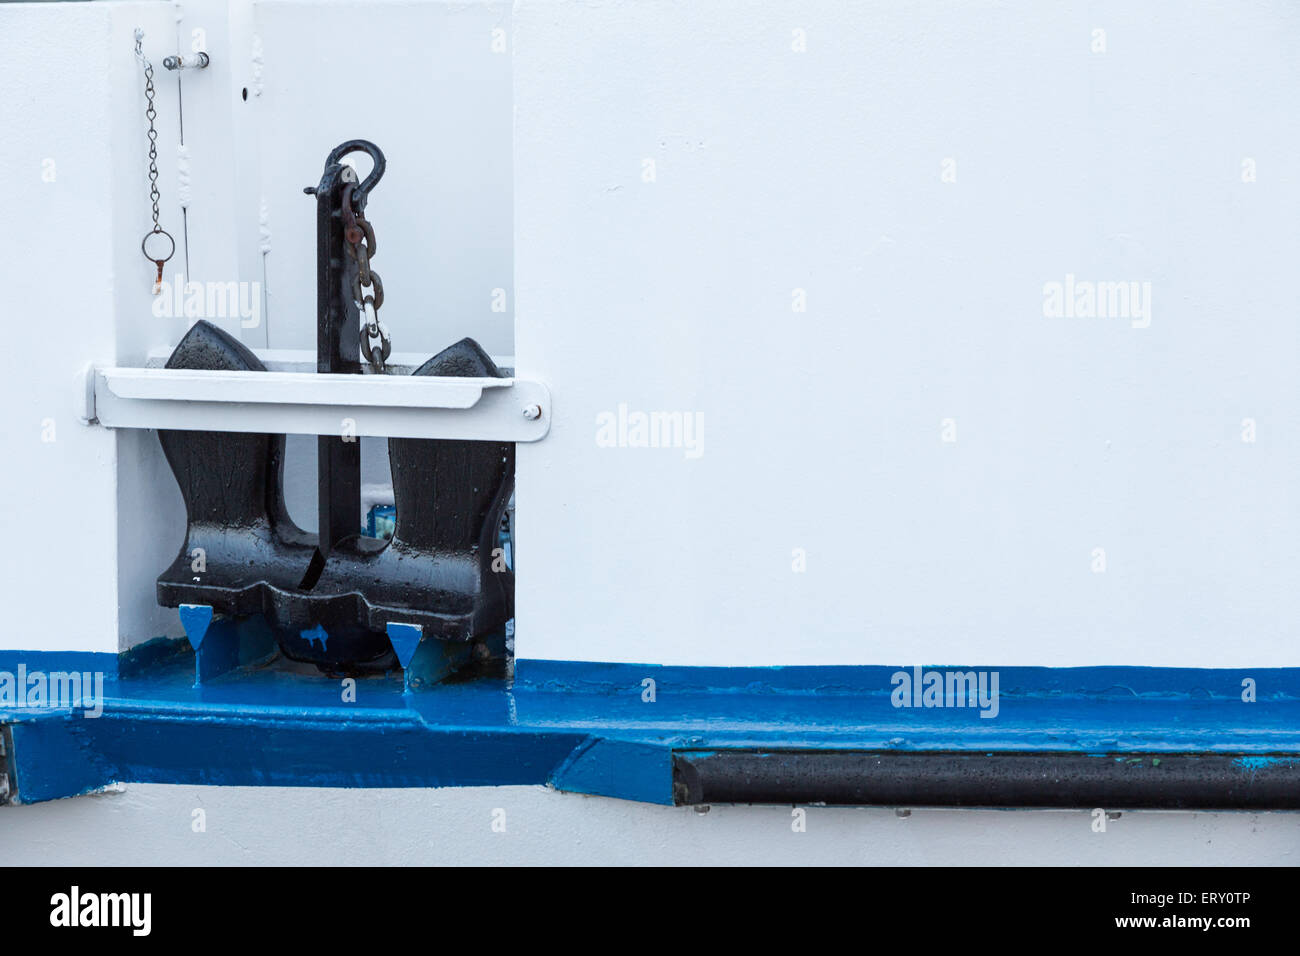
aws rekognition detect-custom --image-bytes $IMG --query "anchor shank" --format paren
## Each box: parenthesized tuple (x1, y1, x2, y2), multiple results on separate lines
(314, 159, 363, 555)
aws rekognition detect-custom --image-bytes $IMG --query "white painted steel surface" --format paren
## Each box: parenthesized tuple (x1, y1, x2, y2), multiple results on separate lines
(513, 0, 1300, 667)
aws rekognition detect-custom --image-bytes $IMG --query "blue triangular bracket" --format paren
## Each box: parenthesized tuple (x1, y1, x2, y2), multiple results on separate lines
(386, 623, 482, 692)
(178, 604, 214, 652)
(386, 622, 423, 669)
(179, 605, 277, 686)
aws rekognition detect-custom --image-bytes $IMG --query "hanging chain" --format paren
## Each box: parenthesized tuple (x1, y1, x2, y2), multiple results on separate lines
(342, 182, 391, 372)
(135, 29, 174, 294)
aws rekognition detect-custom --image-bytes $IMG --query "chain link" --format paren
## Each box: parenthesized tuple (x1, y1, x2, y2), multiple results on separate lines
(342, 183, 391, 371)
(135, 29, 174, 293)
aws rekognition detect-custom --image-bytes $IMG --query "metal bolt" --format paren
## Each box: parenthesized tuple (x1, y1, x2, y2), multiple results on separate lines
(522, 404, 542, 420)
(163, 52, 211, 70)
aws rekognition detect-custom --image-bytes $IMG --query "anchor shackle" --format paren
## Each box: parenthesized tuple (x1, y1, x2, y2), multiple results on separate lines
(324, 139, 386, 206)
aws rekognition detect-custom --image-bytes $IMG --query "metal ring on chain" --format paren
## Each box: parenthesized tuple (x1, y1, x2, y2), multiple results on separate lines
(141, 228, 176, 264)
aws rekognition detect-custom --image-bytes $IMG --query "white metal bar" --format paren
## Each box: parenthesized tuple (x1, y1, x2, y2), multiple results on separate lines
(101, 366, 503, 409)
(84, 365, 550, 442)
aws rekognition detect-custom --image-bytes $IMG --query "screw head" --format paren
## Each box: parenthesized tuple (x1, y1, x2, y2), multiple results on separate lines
(522, 404, 542, 420)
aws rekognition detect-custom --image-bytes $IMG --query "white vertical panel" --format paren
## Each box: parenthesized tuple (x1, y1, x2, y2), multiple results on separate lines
(514, 0, 1300, 666)
(0, 4, 157, 652)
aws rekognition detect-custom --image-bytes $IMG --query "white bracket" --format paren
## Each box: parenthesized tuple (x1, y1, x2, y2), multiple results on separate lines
(80, 365, 550, 442)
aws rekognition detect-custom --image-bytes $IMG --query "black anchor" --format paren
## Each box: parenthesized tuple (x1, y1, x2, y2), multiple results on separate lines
(155, 142, 514, 674)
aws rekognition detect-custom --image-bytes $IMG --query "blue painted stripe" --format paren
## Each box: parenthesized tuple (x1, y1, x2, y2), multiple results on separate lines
(2, 649, 1298, 804)
(514, 659, 1300, 698)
